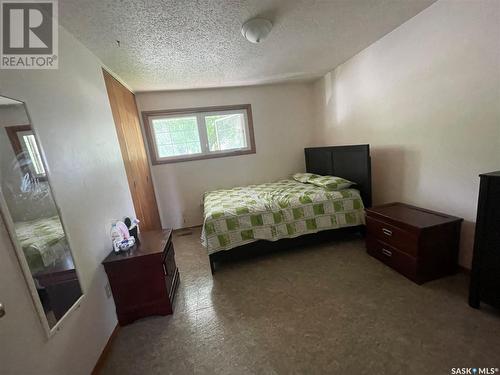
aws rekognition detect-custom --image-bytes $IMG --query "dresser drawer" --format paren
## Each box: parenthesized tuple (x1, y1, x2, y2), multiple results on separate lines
(366, 237, 418, 282)
(366, 216, 418, 256)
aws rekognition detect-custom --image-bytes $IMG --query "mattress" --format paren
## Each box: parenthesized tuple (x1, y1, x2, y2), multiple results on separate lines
(201, 179, 365, 254)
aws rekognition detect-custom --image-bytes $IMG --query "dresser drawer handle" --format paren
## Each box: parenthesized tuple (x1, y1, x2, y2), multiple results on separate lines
(382, 228, 392, 236)
(162, 262, 168, 276)
(381, 248, 392, 257)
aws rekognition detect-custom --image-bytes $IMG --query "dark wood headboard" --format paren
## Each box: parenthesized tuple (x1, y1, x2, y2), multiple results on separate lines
(305, 145, 372, 207)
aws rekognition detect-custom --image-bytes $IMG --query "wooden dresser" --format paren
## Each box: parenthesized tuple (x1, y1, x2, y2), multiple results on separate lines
(102, 229, 179, 325)
(469, 171, 500, 309)
(365, 203, 462, 284)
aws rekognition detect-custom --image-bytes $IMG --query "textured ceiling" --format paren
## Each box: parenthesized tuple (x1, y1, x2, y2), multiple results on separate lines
(59, 0, 436, 92)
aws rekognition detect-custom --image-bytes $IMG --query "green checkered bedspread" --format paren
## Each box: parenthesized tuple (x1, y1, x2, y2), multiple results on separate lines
(201, 179, 365, 254)
(14, 216, 68, 273)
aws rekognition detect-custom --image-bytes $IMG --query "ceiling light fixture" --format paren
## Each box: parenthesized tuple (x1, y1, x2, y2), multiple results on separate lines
(241, 18, 272, 44)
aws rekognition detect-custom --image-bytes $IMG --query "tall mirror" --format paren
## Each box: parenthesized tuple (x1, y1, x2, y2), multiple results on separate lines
(0, 95, 83, 335)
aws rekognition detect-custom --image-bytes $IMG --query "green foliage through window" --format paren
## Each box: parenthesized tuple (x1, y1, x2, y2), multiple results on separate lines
(148, 107, 252, 162)
(152, 116, 202, 157)
(206, 114, 246, 152)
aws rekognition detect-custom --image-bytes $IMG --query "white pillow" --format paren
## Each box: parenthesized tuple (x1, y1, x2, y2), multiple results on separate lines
(292, 173, 320, 183)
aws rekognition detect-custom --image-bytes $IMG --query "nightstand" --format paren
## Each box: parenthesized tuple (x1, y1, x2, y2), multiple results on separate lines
(365, 203, 462, 284)
(102, 229, 179, 325)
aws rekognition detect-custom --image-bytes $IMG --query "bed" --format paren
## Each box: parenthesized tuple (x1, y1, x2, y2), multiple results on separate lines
(201, 144, 372, 272)
(14, 215, 69, 274)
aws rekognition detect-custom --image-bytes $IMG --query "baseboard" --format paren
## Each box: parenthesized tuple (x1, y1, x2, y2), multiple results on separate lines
(173, 224, 202, 232)
(91, 324, 120, 375)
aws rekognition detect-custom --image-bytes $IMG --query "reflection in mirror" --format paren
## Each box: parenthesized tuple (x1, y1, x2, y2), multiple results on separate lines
(0, 96, 82, 330)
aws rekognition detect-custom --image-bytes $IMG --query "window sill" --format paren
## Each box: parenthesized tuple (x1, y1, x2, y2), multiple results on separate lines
(151, 148, 256, 165)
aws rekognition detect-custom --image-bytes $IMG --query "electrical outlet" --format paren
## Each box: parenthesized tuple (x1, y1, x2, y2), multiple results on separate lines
(105, 282, 112, 298)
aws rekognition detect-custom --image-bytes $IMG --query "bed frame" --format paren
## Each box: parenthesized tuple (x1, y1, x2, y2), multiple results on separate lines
(305, 144, 372, 208)
(208, 144, 372, 273)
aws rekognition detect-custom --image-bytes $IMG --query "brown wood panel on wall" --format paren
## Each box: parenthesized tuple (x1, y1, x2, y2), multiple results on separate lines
(102, 69, 162, 231)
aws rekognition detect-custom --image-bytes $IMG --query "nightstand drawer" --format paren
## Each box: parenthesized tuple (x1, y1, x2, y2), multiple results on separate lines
(162, 242, 178, 300)
(366, 237, 418, 282)
(366, 216, 418, 256)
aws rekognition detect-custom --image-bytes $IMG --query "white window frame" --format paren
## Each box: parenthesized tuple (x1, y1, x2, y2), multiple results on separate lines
(17, 130, 46, 178)
(142, 104, 255, 164)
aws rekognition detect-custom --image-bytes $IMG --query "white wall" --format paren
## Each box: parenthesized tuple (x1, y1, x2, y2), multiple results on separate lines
(0, 103, 28, 123)
(136, 83, 316, 229)
(313, 0, 500, 268)
(0, 27, 134, 374)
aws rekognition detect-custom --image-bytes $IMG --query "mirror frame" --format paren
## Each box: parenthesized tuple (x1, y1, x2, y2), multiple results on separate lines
(0, 94, 85, 339)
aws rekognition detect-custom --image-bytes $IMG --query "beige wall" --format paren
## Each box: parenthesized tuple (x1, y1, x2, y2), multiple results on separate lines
(0, 27, 134, 374)
(135, 83, 316, 229)
(313, 0, 500, 268)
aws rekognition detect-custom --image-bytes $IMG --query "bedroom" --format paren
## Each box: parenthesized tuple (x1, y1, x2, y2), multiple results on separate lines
(0, 0, 499, 374)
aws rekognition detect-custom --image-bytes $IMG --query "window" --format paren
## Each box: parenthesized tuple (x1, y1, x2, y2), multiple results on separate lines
(142, 104, 255, 164)
(19, 132, 46, 177)
(5, 125, 46, 179)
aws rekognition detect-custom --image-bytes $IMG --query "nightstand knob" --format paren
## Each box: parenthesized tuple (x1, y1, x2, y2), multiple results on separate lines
(382, 248, 392, 257)
(382, 228, 392, 236)
(0, 302, 5, 318)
